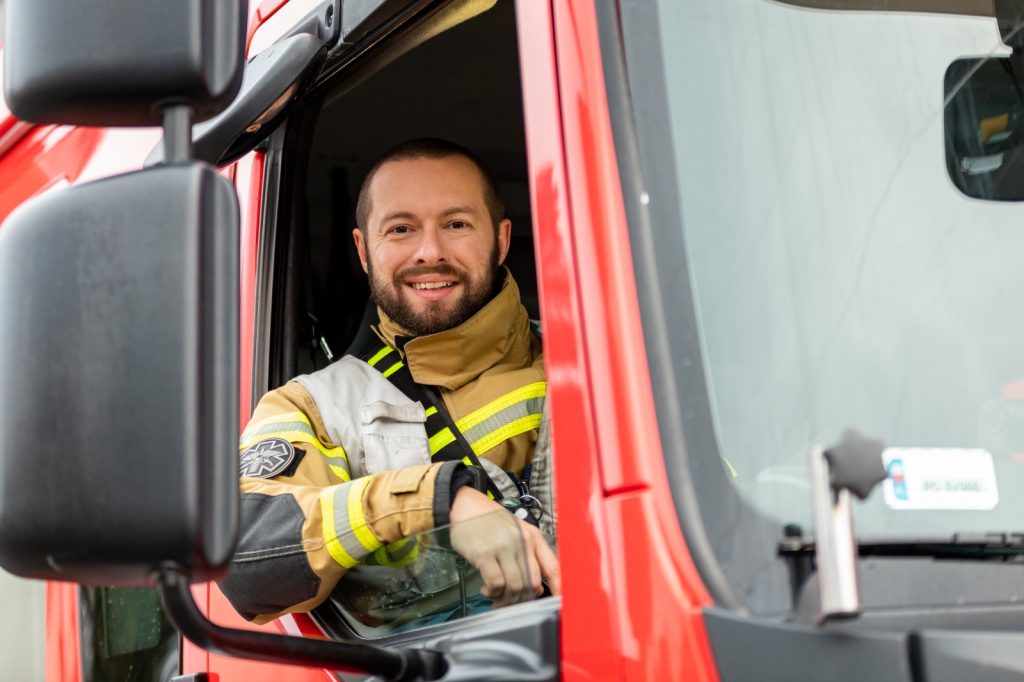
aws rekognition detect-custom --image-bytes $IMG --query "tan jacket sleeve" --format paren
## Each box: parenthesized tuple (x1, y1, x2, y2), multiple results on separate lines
(218, 381, 462, 624)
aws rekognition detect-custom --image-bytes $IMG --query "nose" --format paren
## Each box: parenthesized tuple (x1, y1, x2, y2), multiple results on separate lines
(412, 224, 446, 264)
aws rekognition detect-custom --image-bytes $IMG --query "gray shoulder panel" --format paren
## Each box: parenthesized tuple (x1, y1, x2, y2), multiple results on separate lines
(219, 492, 320, 621)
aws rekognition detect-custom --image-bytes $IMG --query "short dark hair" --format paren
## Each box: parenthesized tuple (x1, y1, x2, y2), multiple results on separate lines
(355, 138, 506, 230)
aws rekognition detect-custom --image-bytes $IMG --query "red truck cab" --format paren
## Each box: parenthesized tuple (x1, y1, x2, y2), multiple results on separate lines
(5, 1, 1024, 681)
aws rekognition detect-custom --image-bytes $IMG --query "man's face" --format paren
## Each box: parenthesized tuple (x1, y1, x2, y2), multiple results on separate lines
(352, 155, 511, 336)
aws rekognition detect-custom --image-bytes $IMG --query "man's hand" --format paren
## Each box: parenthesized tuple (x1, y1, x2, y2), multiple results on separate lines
(449, 486, 562, 607)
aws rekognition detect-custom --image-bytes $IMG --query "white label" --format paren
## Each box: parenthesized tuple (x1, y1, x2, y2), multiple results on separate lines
(881, 448, 999, 511)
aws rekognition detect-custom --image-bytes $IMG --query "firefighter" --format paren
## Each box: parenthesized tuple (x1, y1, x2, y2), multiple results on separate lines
(219, 139, 561, 625)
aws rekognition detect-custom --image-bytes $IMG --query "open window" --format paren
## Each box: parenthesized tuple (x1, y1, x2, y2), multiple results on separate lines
(259, 0, 538, 385)
(246, 0, 559, 668)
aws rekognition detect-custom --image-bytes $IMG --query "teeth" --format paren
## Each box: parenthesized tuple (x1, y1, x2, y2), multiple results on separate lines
(413, 282, 453, 290)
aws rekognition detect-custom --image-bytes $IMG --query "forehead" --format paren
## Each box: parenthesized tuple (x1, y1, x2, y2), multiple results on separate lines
(367, 155, 488, 220)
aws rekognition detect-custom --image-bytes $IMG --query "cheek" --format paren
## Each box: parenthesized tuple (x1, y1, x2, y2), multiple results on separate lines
(369, 245, 405, 277)
(452, 238, 496, 269)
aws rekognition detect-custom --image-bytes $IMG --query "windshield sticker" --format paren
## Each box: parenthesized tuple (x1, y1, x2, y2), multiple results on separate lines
(881, 448, 998, 511)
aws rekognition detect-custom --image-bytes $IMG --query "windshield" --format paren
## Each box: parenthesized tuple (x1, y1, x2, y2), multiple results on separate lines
(635, 1, 1024, 545)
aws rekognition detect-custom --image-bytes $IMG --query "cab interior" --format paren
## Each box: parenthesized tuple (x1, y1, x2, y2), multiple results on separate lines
(265, 0, 537, 389)
(256, 0, 554, 643)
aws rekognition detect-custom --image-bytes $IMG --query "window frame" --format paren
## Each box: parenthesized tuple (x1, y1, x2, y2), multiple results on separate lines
(243, 0, 565, 672)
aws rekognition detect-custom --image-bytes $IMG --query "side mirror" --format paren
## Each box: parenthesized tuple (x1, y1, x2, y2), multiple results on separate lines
(0, 1, 447, 676)
(945, 54, 1024, 201)
(3, 0, 246, 126)
(0, 164, 240, 584)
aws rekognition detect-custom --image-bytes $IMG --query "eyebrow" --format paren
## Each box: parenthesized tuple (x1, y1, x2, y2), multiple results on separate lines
(378, 211, 417, 227)
(377, 205, 479, 229)
(439, 205, 477, 218)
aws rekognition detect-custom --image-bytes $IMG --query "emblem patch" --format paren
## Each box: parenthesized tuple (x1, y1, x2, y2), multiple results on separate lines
(239, 437, 296, 479)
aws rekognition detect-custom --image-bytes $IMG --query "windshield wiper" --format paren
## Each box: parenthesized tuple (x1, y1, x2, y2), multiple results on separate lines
(781, 532, 1024, 562)
(798, 430, 1024, 625)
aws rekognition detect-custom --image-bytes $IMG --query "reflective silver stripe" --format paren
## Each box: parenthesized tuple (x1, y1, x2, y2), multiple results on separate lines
(324, 456, 349, 472)
(327, 480, 379, 566)
(461, 396, 546, 446)
(241, 420, 314, 443)
(384, 538, 417, 563)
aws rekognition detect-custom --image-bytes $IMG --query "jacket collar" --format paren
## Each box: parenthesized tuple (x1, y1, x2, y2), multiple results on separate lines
(374, 269, 534, 390)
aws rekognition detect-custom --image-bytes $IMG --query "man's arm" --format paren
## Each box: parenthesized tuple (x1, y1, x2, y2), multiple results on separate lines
(218, 381, 462, 624)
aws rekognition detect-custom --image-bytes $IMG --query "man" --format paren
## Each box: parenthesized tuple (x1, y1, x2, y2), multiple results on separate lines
(220, 139, 560, 625)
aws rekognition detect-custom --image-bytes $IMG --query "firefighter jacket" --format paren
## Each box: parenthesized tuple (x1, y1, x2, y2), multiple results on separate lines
(219, 272, 545, 624)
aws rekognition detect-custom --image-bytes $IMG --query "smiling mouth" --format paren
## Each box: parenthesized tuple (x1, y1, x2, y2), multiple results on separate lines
(410, 281, 456, 290)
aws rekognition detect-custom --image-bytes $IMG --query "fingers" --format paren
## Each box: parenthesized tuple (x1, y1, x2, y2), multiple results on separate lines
(520, 521, 560, 596)
(534, 534, 561, 595)
(476, 556, 506, 601)
(492, 551, 528, 607)
(526, 548, 543, 597)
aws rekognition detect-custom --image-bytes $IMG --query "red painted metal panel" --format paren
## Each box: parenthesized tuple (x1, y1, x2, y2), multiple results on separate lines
(181, 586, 211, 678)
(551, 0, 656, 497)
(44, 583, 81, 682)
(604, 494, 719, 681)
(516, 1, 620, 679)
(247, 0, 291, 55)
(205, 585, 335, 682)
(548, 0, 719, 679)
(0, 125, 104, 224)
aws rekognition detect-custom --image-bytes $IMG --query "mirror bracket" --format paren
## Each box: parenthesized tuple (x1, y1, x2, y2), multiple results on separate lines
(162, 106, 195, 164)
(809, 431, 887, 625)
(156, 567, 447, 681)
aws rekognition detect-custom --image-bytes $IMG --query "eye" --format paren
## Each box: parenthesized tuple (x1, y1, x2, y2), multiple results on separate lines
(449, 220, 469, 229)
(388, 225, 411, 235)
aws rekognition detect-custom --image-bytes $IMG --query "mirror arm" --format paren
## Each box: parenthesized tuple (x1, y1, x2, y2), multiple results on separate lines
(162, 105, 194, 163)
(156, 566, 447, 681)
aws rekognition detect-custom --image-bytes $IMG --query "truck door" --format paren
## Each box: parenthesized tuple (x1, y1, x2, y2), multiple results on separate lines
(200, 1, 565, 679)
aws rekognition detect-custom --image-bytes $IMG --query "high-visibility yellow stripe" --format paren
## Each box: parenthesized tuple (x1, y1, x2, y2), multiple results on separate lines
(370, 539, 420, 568)
(455, 382, 547, 432)
(429, 428, 456, 455)
(367, 346, 394, 367)
(381, 361, 404, 378)
(320, 477, 379, 569)
(468, 414, 543, 455)
(424, 406, 438, 418)
(326, 464, 352, 482)
(348, 477, 379, 554)
(241, 430, 348, 469)
(320, 487, 358, 568)
(240, 425, 350, 482)
(240, 429, 319, 451)
(428, 384, 546, 458)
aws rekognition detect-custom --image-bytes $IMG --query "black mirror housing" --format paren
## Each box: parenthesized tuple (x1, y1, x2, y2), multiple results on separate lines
(0, 163, 239, 585)
(944, 55, 1024, 201)
(3, 0, 246, 126)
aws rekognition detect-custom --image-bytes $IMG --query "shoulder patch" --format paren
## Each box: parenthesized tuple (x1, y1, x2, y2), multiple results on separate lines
(240, 437, 296, 479)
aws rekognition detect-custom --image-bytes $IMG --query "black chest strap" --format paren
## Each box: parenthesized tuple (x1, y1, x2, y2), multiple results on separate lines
(360, 340, 505, 500)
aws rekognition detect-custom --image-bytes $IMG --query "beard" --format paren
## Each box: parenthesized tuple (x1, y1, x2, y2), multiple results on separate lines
(367, 243, 502, 336)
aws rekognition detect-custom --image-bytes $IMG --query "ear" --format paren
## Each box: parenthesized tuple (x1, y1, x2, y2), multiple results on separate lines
(352, 228, 369, 274)
(496, 219, 512, 265)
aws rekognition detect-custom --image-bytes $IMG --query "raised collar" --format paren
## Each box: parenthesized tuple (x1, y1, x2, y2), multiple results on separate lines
(374, 270, 534, 390)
